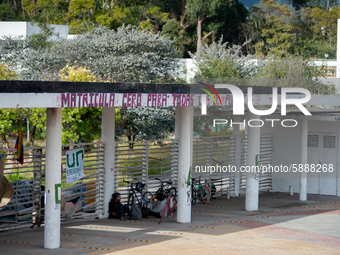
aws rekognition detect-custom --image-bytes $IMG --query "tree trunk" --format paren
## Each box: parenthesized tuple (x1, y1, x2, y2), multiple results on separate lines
(21, 0, 25, 18)
(197, 18, 203, 57)
(180, 0, 187, 40)
(128, 134, 135, 150)
(13, 0, 18, 17)
(327, 0, 329, 11)
(30, 125, 36, 147)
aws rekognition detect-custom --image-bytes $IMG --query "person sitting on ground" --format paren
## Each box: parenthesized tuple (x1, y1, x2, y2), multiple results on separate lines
(108, 192, 130, 221)
(148, 192, 167, 218)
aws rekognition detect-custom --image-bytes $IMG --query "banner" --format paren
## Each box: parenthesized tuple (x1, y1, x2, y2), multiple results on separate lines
(14, 124, 24, 165)
(66, 148, 84, 184)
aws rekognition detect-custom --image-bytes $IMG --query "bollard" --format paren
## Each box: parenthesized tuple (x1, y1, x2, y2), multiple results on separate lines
(289, 185, 293, 196)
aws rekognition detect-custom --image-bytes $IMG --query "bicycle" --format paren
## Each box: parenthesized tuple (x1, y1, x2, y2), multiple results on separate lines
(191, 176, 211, 205)
(159, 195, 177, 224)
(124, 180, 153, 209)
(154, 178, 177, 198)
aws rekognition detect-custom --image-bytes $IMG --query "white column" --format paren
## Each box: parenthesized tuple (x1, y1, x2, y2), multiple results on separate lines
(100, 107, 115, 219)
(300, 119, 308, 201)
(44, 108, 62, 249)
(175, 106, 181, 139)
(177, 106, 193, 223)
(337, 19, 340, 78)
(233, 118, 241, 196)
(245, 112, 260, 211)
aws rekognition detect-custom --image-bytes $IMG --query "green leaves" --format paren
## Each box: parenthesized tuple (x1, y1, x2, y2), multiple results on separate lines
(118, 107, 175, 142)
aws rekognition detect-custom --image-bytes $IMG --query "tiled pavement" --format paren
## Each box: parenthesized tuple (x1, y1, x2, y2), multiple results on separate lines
(0, 192, 340, 254)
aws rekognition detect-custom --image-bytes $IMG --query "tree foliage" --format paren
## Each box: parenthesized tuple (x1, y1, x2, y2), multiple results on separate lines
(0, 25, 180, 82)
(118, 107, 175, 148)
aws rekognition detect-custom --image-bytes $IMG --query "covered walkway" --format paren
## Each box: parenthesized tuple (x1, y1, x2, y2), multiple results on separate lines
(1, 192, 340, 254)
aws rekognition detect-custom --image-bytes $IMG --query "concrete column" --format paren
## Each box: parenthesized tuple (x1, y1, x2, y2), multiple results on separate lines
(300, 119, 308, 201)
(175, 106, 181, 139)
(337, 19, 340, 78)
(245, 112, 260, 211)
(177, 106, 193, 223)
(233, 118, 242, 197)
(44, 108, 62, 249)
(100, 107, 115, 219)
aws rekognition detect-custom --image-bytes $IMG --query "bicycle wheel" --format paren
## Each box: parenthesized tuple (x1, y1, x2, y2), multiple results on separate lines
(191, 187, 198, 206)
(168, 196, 177, 220)
(154, 188, 163, 197)
(200, 185, 211, 203)
(166, 187, 176, 198)
(158, 200, 168, 224)
(142, 192, 153, 209)
(127, 193, 134, 207)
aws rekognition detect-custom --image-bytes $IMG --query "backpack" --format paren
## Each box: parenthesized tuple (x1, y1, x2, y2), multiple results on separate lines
(131, 205, 142, 220)
(141, 206, 149, 218)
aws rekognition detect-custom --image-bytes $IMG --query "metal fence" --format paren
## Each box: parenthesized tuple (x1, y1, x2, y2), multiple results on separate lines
(0, 143, 105, 231)
(114, 139, 179, 203)
(192, 136, 236, 197)
(0, 134, 274, 231)
(240, 134, 274, 192)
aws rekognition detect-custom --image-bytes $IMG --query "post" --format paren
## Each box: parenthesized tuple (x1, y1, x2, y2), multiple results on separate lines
(44, 108, 62, 249)
(32, 148, 42, 227)
(142, 141, 149, 190)
(337, 19, 340, 78)
(177, 106, 193, 223)
(300, 119, 308, 201)
(245, 112, 260, 211)
(172, 107, 181, 189)
(100, 107, 115, 219)
(233, 118, 241, 196)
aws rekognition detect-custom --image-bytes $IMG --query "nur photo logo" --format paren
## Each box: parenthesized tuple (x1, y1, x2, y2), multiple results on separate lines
(199, 83, 312, 128)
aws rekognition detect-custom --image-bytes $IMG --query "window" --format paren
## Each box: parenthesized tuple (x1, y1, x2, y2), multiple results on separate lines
(308, 135, 319, 147)
(323, 135, 336, 148)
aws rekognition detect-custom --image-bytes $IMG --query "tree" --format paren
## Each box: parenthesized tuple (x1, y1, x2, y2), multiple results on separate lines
(185, 0, 222, 56)
(161, 19, 183, 54)
(118, 107, 175, 149)
(185, 0, 248, 56)
(242, 0, 296, 57)
(253, 15, 296, 57)
(302, 7, 340, 47)
(0, 25, 180, 82)
(0, 63, 18, 80)
(190, 37, 263, 80)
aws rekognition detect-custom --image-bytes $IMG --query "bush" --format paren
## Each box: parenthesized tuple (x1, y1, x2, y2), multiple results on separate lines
(0, 63, 17, 80)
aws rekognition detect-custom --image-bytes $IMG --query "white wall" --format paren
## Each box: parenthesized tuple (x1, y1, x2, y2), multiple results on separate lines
(0, 22, 27, 37)
(0, 22, 69, 40)
(261, 115, 301, 194)
(261, 115, 340, 196)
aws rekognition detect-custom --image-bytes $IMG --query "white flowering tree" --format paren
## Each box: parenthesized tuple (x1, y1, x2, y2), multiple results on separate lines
(0, 24, 181, 82)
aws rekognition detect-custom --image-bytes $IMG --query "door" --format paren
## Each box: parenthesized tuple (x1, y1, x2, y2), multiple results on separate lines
(319, 135, 337, 195)
(307, 133, 337, 196)
(307, 134, 320, 194)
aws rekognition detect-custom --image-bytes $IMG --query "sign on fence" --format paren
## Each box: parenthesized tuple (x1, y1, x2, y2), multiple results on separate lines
(66, 148, 84, 184)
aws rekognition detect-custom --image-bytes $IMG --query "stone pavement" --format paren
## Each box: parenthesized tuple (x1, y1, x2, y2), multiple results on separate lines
(1, 192, 340, 255)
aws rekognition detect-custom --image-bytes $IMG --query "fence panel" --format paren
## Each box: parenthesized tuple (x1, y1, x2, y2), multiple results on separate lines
(240, 134, 274, 191)
(193, 136, 235, 198)
(0, 143, 105, 231)
(115, 139, 179, 204)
